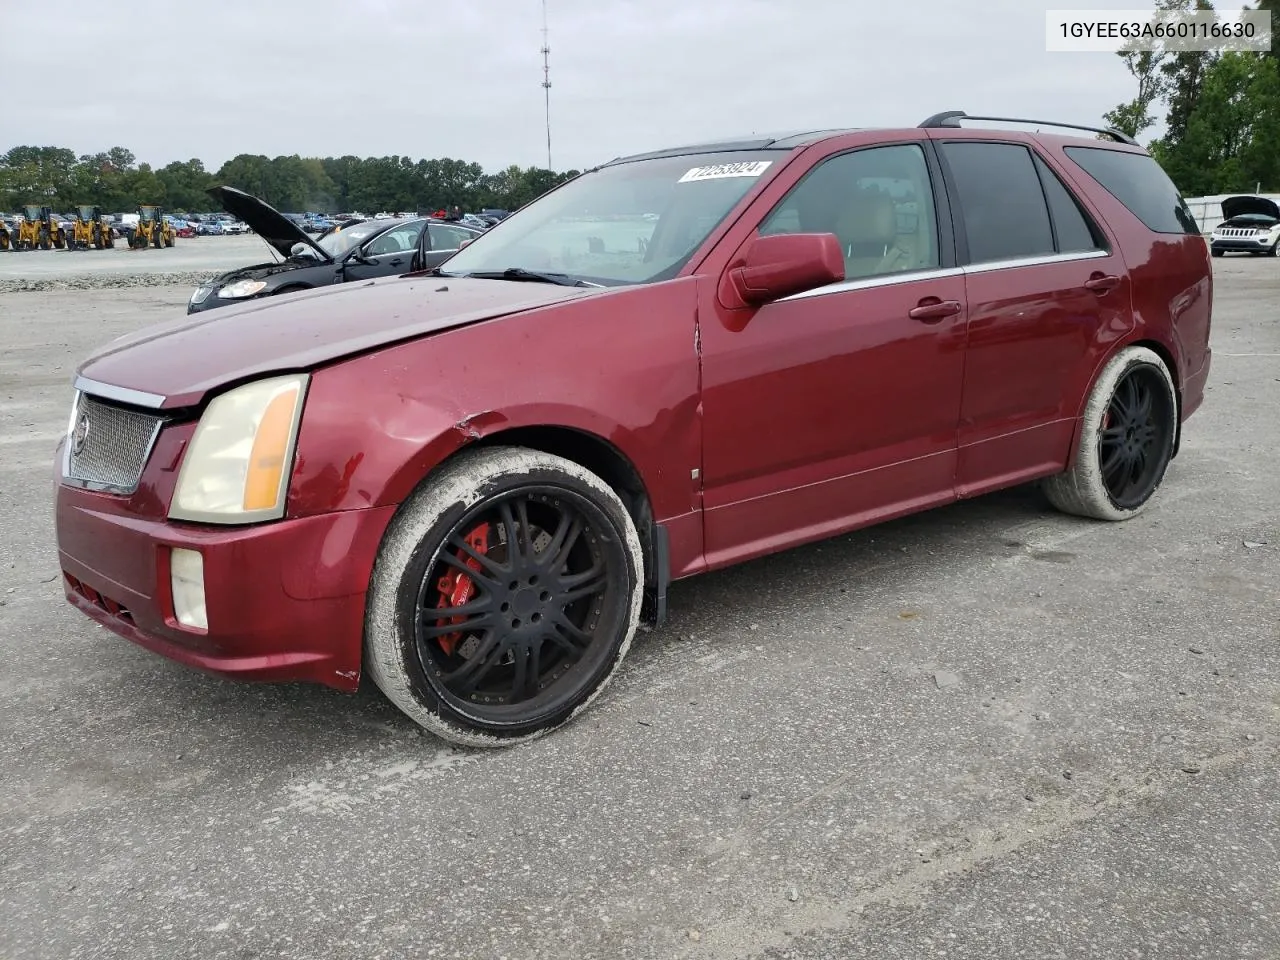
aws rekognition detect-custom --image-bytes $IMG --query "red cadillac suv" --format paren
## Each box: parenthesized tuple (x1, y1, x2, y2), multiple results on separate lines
(53, 111, 1213, 747)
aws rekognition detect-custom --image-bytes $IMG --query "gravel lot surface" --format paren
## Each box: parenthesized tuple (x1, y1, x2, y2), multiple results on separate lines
(0, 235, 272, 292)
(0, 255, 1277, 959)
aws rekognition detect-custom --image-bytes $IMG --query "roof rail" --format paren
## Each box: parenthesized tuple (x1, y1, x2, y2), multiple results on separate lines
(917, 110, 1139, 147)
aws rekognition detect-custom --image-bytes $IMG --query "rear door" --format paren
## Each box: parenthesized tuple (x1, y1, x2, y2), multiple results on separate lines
(424, 222, 479, 269)
(933, 137, 1132, 496)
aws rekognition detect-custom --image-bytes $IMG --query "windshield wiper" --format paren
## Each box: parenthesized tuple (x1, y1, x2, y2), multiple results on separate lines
(462, 267, 599, 287)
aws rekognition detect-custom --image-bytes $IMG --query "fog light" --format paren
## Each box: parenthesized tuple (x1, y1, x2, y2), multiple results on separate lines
(170, 548, 207, 630)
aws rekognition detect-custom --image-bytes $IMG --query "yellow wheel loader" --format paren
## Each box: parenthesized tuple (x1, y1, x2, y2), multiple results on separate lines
(16, 206, 65, 250)
(69, 206, 115, 250)
(130, 206, 175, 249)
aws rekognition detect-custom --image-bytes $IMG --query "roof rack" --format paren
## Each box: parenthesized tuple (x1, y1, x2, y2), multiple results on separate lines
(917, 110, 1139, 147)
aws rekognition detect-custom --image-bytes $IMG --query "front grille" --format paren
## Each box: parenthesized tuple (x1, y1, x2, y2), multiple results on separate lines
(1217, 227, 1259, 238)
(65, 572, 134, 624)
(64, 393, 165, 493)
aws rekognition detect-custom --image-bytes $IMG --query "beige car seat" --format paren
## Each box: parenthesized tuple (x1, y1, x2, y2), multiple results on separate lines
(834, 189, 915, 279)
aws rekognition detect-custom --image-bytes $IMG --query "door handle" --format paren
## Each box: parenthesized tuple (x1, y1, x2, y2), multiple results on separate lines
(1084, 273, 1120, 294)
(908, 298, 962, 322)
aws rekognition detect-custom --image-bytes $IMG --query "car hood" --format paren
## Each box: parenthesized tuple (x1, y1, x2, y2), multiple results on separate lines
(76, 276, 606, 409)
(208, 185, 332, 262)
(198, 259, 312, 287)
(1220, 195, 1280, 222)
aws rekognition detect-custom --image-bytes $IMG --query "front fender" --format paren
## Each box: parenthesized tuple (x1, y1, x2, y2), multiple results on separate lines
(285, 278, 703, 524)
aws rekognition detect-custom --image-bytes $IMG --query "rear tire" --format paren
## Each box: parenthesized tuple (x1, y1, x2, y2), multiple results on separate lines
(1043, 346, 1177, 522)
(364, 446, 645, 748)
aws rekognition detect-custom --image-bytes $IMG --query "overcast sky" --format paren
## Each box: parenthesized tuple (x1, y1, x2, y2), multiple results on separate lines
(2, 0, 1255, 174)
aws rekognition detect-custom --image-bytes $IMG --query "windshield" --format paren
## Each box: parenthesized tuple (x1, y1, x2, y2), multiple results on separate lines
(317, 221, 384, 256)
(437, 150, 784, 285)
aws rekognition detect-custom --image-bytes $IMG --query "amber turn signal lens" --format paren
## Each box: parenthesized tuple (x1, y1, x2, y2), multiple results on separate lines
(242, 386, 300, 510)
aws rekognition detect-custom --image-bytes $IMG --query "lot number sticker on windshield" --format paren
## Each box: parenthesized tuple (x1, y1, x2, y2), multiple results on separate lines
(677, 161, 773, 183)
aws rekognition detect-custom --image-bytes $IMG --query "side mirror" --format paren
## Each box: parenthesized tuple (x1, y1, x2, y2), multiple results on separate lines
(727, 233, 845, 306)
(290, 242, 317, 259)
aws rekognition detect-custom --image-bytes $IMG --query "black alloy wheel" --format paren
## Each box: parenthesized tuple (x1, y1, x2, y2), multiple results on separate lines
(410, 487, 628, 722)
(1097, 365, 1175, 510)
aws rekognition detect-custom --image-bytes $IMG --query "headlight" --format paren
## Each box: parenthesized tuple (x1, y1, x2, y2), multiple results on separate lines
(169, 374, 309, 524)
(217, 279, 267, 299)
(190, 285, 211, 304)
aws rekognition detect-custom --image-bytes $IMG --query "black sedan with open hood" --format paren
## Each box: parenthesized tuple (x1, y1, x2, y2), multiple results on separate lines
(187, 186, 483, 314)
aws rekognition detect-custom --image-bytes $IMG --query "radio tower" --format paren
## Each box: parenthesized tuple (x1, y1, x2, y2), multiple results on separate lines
(540, 0, 552, 170)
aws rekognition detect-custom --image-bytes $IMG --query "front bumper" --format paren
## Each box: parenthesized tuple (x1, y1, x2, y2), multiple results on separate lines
(55, 458, 397, 691)
(1210, 237, 1275, 252)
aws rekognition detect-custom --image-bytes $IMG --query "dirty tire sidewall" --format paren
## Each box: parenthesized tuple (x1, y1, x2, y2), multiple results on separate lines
(1043, 345, 1177, 521)
(364, 445, 644, 748)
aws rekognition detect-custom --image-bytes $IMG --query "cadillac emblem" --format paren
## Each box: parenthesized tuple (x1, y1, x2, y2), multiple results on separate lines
(71, 413, 90, 456)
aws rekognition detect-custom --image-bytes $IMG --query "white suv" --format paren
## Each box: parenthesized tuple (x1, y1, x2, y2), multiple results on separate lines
(1209, 195, 1280, 257)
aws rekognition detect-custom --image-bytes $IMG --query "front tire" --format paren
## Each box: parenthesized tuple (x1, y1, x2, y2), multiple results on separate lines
(365, 446, 645, 748)
(1043, 346, 1178, 521)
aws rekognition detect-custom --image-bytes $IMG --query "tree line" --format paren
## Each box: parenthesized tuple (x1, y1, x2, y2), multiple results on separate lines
(1105, 0, 1279, 196)
(0, 146, 581, 214)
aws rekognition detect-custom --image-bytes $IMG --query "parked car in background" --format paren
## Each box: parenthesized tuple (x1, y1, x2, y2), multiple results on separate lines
(1209, 195, 1280, 257)
(218, 218, 250, 235)
(53, 113, 1212, 747)
(186, 185, 481, 313)
(112, 213, 139, 242)
(195, 220, 224, 236)
(164, 215, 195, 238)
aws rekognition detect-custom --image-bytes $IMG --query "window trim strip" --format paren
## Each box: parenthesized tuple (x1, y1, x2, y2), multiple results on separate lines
(776, 248, 1110, 302)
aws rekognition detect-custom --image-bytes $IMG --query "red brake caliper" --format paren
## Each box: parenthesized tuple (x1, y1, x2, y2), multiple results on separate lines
(433, 523, 492, 657)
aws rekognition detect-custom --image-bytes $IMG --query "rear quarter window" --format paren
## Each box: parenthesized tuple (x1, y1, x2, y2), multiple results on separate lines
(1063, 147, 1200, 236)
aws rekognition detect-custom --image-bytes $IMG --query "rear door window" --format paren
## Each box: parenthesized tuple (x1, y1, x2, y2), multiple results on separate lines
(427, 222, 477, 252)
(1032, 154, 1106, 253)
(1063, 146, 1200, 235)
(939, 142, 1055, 264)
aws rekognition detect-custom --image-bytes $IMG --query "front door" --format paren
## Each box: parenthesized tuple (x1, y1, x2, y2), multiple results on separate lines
(698, 141, 969, 568)
(343, 220, 426, 281)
